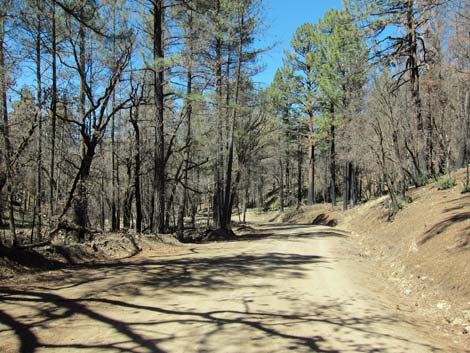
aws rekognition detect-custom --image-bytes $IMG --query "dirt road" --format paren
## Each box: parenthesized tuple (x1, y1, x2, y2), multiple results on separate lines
(0, 224, 463, 352)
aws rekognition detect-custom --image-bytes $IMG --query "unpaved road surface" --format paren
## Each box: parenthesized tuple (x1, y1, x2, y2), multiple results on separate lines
(0, 224, 464, 352)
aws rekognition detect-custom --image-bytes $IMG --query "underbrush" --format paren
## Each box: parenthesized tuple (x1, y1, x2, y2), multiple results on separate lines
(438, 176, 456, 190)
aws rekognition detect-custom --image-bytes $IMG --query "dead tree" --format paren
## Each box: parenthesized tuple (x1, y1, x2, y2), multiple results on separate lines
(55, 34, 133, 241)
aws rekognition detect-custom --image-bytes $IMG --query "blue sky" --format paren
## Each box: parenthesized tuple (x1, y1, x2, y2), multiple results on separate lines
(254, 0, 344, 87)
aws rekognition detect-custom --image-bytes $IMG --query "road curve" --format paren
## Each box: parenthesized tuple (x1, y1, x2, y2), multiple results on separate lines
(0, 224, 460, 352)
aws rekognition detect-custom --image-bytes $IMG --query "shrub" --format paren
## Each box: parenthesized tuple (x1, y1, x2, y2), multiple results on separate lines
(418, 173, 430, 186)
(438, 177, 456, 190)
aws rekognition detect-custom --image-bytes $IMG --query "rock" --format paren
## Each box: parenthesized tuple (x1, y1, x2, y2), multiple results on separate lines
(437, 301, 451, 310)
(451, 318, 465, 326)
(462, 309, 470, 321)
(404, 289, 412, 295)
(464, 326, 470, 334)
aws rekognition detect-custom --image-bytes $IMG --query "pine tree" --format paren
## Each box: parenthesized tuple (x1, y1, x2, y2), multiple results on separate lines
(308, 8, 367, 207)
(285, 23, 318, 206)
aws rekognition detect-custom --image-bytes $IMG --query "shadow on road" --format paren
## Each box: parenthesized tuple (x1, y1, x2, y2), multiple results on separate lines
(234, 224, 349, 242)
(0, 225, 443, 353)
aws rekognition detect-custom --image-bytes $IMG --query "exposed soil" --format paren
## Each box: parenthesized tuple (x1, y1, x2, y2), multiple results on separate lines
(1, 224, 466, 353)
(1, 171, 469, 352)
(0, 232, 186, 282)
(266, 169, 470, 348)
(341, 179, 470, 347)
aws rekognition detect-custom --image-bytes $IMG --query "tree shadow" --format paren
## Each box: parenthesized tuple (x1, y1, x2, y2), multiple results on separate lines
(250, 223, 314, 229)
(246, 223, 347, 232)
(419, 212, 470, 245)
(233, 231, 346, 243)
(0, 244, 63, 270)
(73, 252, 327, 294)
(0, 287, 444, 353)
(1, 289, 166, 353)
(0, 248, 445, 353)
(0, 308, 39, 353)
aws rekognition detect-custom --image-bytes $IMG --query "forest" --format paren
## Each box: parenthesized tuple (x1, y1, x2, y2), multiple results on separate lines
(1, 0, 470, 246)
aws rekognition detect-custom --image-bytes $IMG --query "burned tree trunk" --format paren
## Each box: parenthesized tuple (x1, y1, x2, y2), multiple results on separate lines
(151, 0, 166, 234)
(130, 106, 142, 233)
(329, 122, 336, 207)
(0, 10, 17, 245)
(307, 143, 315, 205)
(343, 161, 350, 211)
(72, 150, 94, 241)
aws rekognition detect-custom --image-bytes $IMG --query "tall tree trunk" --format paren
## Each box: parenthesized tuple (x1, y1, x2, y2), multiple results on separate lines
(329, 121, 336, 207)
(131, 105, 142, 233)
(56, 100, 66, 205)
(213, 0, 224, 229)
(286, 158, 291, 202)
(111, 3, 120, 231)
(221, 13, 244, 230)
(177, 70, 193, 238)
(0, 10, 16, 245)
(342, 161, 348, 211)
(100, 174, 105, 231)
(465, 90, 470, 187)
(73, 16, 88, 241)
(35, 0, 43, 239)
(296, 130, 302, 208)
(151, 0, 165, 234)
(111, 108, 121, 231)
(425, 85, 434, 177)
(0, 9, 17, 245)
(177, 10, 194, 239)
(49, 0, 57, 219)
(0, 156, 5, 227)
(406, 0, 422, 177)
(279, 158, 284, 213)
(242, 172, 249, 223)
(351, 164, 358, 207)
(123, 157, 132, 228)
(111, 117, 117, 230)
(343, 161, 352, 211)
(307, 142, 315, 205)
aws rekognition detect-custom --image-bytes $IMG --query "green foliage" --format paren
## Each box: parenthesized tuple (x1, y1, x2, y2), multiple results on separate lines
(281, 8, 368, 142)
(287, 22, 318, 120)
(417, 173, 430, 187)
(310, 8, 368, 112)
(269, 66, 295, 118)
(438, 177, 456, 190)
